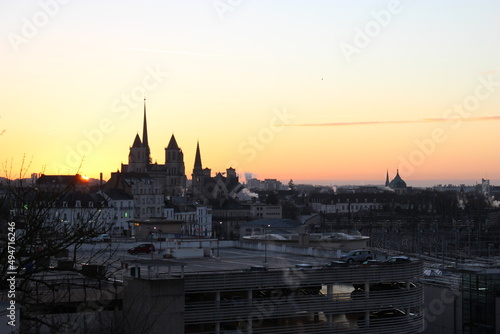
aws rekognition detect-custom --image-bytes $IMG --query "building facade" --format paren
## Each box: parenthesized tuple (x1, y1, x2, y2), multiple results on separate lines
(105, 172, 164, 220)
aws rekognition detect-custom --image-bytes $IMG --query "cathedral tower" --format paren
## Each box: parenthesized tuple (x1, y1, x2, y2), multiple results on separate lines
(164, 134, 186, 195)
(126, 98, 150, 173)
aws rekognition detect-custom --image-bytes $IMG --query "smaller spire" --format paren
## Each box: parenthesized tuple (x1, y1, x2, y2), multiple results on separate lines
(194, 141, 202, 169)
(385, 169, 390, 187)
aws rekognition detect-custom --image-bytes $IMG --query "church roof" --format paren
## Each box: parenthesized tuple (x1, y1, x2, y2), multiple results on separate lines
(193, 141, 202, 169)
(389, 170, 407, 188)
(132, 133, 142, 148)
(167, 134, 179, 150)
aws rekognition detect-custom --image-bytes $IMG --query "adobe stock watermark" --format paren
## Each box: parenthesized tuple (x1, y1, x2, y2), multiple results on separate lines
(236, 266, 306, 332)
(398, 74, 499, 176)
(212, 0, 243, 21)
(7, 0, 71, 53)
(339, 0, 403, 64)
(52, 65, 169, 173)
(423, 287, 461, 329)
(225, 107, 296, 170)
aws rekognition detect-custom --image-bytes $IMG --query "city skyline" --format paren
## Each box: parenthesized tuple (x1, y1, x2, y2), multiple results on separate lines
(1, 0, 499, 185)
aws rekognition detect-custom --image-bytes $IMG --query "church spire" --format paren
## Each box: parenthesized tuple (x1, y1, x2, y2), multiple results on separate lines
(143, 96, 151, 163)
(194, 141, 202, 170)
(385, 169, 390, 187)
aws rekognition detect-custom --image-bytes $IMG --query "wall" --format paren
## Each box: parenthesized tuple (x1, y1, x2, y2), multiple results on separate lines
(422, 283, 462, 334)
(236, 240, 342, 259)
(123, 277, 184, 334)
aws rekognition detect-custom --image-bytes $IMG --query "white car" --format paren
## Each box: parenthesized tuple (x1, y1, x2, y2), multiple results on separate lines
(90, 234, 111, 242)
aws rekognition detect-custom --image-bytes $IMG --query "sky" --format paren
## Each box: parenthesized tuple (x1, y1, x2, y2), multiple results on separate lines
(1, 0, 499, 186)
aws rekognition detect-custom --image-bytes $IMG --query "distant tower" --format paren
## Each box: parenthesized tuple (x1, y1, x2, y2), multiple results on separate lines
(193, 141, 203, 176)
(385, 170, 390, 187)
(165, 134, 186, 195)
(128, 133, 147, 172)
(226, 167, 237, 179)
(192, 141, 205, 195)
(127, 98, 150, 173)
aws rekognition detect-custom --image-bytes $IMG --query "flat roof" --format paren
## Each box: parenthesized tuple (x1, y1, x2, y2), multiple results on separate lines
(123, 247, 343, 274)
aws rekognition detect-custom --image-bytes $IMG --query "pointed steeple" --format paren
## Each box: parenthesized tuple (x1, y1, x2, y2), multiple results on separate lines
(167, 134, 179, 150)
(142, 97, 151, 162)
(132, 133, 142, 148)
(194, 141, 202, 170)
(142, 97, 148, 147)
(385, 169, 390, 187)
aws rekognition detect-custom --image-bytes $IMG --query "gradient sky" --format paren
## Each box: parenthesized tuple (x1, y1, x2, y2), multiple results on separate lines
(1, 0, 499, 186)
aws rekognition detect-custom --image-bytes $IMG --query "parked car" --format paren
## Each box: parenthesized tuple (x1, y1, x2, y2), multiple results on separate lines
(128, 243, 156, 254)
(383, 256, 411, 264)
(90, 234, 111, 242)
(324, 260, 349, 268)
(245, 265, 268, 272)
(358, 308, 407, 328)
(339, 250, 373, 264)
(294, 263, 314, 270)
(358, 259, 382, 267)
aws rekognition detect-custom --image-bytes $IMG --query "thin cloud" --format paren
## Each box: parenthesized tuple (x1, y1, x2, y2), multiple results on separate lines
(284, 116, 500, 127)
(120, 47, 251, 60)
(479, 70, 500, 75)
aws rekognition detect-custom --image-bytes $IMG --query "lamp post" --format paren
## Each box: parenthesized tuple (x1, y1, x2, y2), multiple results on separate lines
(264, 224, 270, 267)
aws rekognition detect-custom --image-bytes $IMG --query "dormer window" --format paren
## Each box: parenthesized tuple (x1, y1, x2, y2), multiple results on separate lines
(76, 200, 81, 208)
(89, 202, 93, 208)
(63, 201, 68, 208)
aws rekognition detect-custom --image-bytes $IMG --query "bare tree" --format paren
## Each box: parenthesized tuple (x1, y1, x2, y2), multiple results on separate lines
(0, 160, 121, 333)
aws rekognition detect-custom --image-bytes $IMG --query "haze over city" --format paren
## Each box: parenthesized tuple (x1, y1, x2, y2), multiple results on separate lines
(1, 0, 499, 186)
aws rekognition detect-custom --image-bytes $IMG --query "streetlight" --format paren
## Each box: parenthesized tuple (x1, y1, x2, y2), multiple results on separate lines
(158, 229, 163, 252)
(264, 224, 270, 267)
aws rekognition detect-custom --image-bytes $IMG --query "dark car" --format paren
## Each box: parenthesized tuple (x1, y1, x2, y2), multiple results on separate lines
(358, 308, 407, 328)
(383, 256, 411, 264)
(245, 265, 268, 272)
(128, 243, 155, 255)
(339, 250, 373, 264)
